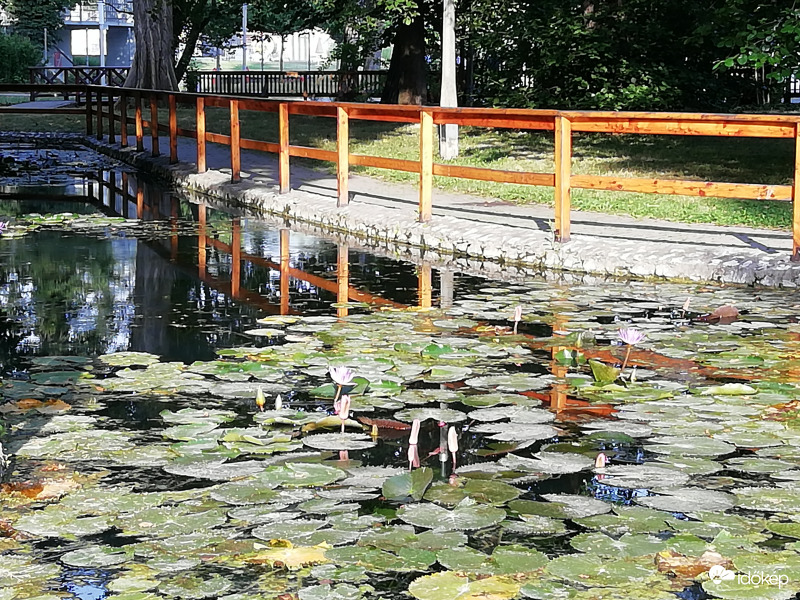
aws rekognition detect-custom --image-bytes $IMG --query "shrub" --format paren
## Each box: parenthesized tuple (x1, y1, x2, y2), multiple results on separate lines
(0, 34, 41, 83)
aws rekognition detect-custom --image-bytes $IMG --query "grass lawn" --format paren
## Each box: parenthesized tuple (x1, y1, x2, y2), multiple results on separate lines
(1, 104, 795, 229)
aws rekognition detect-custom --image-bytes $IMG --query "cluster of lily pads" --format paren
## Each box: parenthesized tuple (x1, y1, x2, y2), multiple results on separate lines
(2, 258, 800, 600)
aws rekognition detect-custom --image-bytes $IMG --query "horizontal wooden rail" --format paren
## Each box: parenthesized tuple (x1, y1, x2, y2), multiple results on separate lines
(5, 83, 800, 259)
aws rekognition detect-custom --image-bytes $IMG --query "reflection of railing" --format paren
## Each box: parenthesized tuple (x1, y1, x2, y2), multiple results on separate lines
(88, 170, 421, 316)
(187, 70, 387, 99)
(3, 83, 800, 259)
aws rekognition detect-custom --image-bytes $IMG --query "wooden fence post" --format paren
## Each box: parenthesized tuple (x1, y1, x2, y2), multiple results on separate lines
(231, 218, 241, 297)
(279, 102, 290, 193)
(554, 114, 572, 243)
(150, 93, 160, 157)
(169, 94, 178, 163)
(337, 106, 349, 207)
(107, 90, 115, 145)
(119, 90, 128, 147)
(135, 92, 144, 152)
(337, 243, 349, 318)
(85, 88, 93, 136)
(196, 96, 206, 173)
(230, 98, 241, 183)
(419, 109, 433, 222)
(793, 123, 800, 262)
(96, 88, 103, 140)
(279, 228, 290, 315)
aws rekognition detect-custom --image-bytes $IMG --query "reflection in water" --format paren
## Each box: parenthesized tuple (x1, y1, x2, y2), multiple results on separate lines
(0, 170, 458, 368)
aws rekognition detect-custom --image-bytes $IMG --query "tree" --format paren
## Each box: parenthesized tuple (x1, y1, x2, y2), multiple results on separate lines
(1, 0, 68, 47)
(248, 0, 329, 71)
(438, 0, 457, 157)
(712, 0, 800, 104)
(123, 0, 179, 90)
(173, 0, 243, 83)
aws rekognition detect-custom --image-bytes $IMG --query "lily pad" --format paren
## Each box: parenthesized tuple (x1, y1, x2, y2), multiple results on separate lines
(397, 498, 506, 531)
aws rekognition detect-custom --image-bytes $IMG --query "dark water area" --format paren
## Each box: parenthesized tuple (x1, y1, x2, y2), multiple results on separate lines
(1, 164, 800, 600)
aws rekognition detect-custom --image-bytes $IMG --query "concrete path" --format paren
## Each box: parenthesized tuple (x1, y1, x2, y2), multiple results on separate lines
(85, 132, 800, 287)
(8, 100, 76, 110)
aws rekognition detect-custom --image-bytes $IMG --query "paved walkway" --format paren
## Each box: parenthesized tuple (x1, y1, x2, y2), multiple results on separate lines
(85, 133, 800, 287)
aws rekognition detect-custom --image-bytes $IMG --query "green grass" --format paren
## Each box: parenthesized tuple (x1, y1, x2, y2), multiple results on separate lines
(1, 106, 796, 229)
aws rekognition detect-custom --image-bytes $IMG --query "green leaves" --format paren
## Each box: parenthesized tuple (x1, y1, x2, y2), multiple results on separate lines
(382, 467, 433, 502)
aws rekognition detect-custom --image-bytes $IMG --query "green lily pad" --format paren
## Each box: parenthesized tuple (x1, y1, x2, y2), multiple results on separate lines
(397, 497, 506, 530)
(546, 554, 657, 587)
(393, 407, 468, 424)
(61, 545, 129, 567)
(158, 574, 234, 599)
(382, 467, 433, 501)
(422, 478, 521, 506)
(303, 433, 377, 450)
(408, 571, 519, 600)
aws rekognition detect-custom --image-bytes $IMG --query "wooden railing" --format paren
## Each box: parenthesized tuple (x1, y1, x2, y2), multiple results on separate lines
(28, 67, 129, 101)
(187, 70, 387, 99)
(2, 83, 800, 259)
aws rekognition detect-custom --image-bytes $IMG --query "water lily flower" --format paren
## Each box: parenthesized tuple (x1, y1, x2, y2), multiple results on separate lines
(409, 419, 421, 445)
(407, 443, 420, 469)
(447, 427, 459, 453)
(274, 394, 283, 410)
(594, 452, 608, 468)
(329, 366, 355, 387)
(618, 327, 645, 346)
(618, 327, 645, 372)
(0, 222, 8, 235)
(448, 427, 459, 471)
(255, 386, 266, 412)
(512, 305, 522, 334)
(334, 395, 351, 433)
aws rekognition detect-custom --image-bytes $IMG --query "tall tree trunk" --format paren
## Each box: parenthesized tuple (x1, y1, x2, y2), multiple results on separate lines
(280, 35, 285, 71)
(174, 18, 209, 84)
(123, 0, 178, 90)
(381, 14, 426, 105)
(439, 0, 458, 158)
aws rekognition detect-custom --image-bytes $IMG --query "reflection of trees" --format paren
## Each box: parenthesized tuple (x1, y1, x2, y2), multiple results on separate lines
(0, 231, 126, 359)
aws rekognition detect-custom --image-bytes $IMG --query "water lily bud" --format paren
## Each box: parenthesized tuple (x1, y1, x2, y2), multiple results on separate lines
(338, 395, 351, 421)
(447, 427, 459, 453)
(513, 305, 522, 322)
(595, 452, 608, 468)
(407, 444, 420, 469)
(255, 387, 266, 411)
(409, 419, 421, 445)
(274, 394, 283, 410)
(370, 424, 379, 438)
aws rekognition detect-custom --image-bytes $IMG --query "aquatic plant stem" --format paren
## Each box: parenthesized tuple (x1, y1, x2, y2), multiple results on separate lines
(621, 345, 632, 372)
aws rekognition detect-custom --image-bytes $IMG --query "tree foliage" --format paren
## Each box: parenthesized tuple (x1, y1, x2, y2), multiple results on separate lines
(0, 33, 42, 82)
(1, 0, 69, 47)
(711, 0, 800, 102)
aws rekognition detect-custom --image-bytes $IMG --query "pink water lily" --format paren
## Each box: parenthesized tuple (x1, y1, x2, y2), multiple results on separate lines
(618, 327, 645, 346)
(409, 419, 421, 445)
(329, 366, 355, 386)
(334, 395, 351, 432)
(407, 443, 420, 470)
(512, 305, 522, 334)
(617, 328, 645, 373)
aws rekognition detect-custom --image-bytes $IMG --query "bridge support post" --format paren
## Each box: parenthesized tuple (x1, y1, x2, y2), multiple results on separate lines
(279, 103, 290, 193)
(419, 109, 433, 222)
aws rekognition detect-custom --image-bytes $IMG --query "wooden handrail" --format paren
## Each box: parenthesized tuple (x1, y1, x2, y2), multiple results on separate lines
(3, 83, 800, 259)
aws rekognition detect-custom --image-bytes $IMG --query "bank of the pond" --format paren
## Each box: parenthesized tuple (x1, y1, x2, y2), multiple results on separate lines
(73, 132, 800, 287)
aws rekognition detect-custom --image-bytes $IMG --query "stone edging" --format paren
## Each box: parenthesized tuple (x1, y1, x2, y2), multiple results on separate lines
(76, 135, 800, 288)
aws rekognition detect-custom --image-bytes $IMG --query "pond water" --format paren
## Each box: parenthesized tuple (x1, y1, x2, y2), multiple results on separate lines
(1, 168, 800, 600)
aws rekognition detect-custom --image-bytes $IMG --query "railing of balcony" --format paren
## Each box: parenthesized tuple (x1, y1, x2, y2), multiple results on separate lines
(64, 0, 133, 25)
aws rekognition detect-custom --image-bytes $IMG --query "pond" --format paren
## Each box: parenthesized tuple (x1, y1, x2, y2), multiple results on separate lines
(1, 167, 800, 600)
